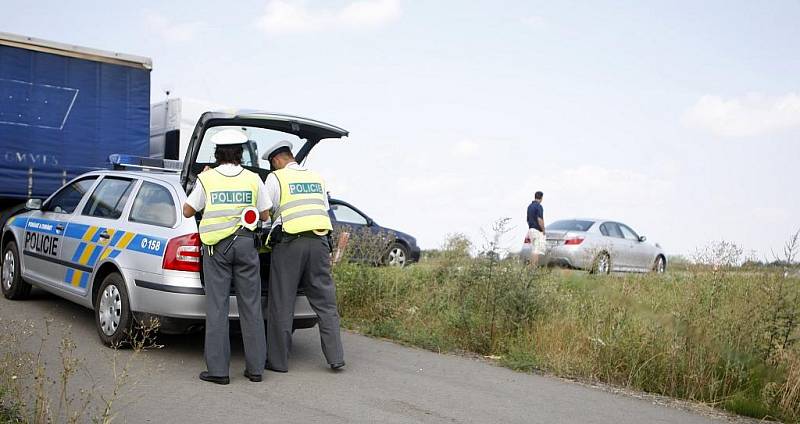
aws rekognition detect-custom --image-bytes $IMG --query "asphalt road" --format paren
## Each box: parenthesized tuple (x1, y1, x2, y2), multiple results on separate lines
(0, 289, 740, 424)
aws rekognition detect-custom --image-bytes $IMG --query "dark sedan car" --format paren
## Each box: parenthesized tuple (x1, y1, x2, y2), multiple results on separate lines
(328, 198, 420, 267)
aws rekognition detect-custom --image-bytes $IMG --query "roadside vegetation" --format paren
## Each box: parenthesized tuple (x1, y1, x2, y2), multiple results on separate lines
(333, 224, 800, 422)
(0, 318, 159, 423)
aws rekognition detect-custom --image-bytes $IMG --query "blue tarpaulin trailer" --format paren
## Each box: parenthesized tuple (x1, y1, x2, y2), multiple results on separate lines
(0, 32, 151, 225)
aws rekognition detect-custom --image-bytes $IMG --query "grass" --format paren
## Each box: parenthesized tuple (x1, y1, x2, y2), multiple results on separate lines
(333, 240, 800, 422)
(0, 317, 160, 423)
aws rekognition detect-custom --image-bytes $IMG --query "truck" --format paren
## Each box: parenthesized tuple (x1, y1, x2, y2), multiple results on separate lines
(150, 97, 260, 165)
(0, 32, 152, 228)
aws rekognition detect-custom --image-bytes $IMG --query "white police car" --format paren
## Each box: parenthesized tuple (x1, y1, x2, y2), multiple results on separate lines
(0, 111, 348, 346)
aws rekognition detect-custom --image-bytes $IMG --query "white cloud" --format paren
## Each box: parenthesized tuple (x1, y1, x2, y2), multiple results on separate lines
(145, 12, 205, 42)
(256, 0, 401, 34)
(453, 140, 479, 157)
(684, 93, 800, 137)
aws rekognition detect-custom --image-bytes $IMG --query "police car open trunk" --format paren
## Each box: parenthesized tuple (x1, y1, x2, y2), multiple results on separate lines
(179, 111, 348, 289)
(179, 111, 348, 193)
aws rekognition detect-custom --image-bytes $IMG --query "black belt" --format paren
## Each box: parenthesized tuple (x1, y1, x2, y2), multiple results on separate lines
(282, 230, 326, 241)
(233, 227, 256, 238)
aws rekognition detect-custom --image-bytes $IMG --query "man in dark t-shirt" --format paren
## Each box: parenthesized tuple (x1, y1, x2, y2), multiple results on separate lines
(526, 191, 545, 267)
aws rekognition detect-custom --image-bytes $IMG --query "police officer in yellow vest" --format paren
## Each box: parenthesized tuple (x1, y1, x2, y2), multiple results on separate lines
(182, 129, 270, 385)
(262, 140, 345, 372)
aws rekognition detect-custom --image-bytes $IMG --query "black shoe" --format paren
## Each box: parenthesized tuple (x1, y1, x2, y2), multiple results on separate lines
(264, 362, 288, 373)
(199, 371, 230, 385)
(244, 370, 262, 382)
(330, 362, 346, 370)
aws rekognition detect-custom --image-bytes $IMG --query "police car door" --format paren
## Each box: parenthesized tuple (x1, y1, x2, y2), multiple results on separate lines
(59, 176, 136, 297)
(22, 176, 99, 288)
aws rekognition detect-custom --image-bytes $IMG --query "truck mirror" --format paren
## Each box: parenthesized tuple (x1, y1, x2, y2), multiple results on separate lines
(25, 199, 42, 210)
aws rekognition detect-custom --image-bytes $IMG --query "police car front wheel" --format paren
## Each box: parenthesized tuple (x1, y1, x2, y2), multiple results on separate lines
(2, 241, 32, 300)
(94, 273, 134, 347)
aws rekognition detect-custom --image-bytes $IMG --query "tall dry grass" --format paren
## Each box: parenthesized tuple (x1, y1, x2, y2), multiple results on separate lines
(333, 233, 800, 422)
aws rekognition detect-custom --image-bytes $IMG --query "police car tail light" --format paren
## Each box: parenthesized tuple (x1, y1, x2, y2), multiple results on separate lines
(163, 233, 201, 272)
(564, 237, 584, 245)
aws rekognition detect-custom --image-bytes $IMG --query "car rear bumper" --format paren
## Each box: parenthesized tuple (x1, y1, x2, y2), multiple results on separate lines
(124, 270, 317, 328)
(520, 244, 592, 270)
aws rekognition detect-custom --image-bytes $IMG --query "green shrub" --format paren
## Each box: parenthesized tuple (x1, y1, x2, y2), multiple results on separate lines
(333, 236, 800, 421)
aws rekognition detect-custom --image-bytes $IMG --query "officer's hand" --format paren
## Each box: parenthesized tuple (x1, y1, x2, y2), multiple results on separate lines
(202, 165, 211, 173)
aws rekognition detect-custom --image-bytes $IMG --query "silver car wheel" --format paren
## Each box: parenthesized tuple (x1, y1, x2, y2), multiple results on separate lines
(655, 257, 666, 273)
(98, 284, 122, 336)
(596, 254, 610, 274)
(388, 247, 407, 267)
(2, 251, 14, 291)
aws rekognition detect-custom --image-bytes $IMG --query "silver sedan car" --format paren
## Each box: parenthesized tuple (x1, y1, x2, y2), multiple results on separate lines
(521, 219, 666, 273)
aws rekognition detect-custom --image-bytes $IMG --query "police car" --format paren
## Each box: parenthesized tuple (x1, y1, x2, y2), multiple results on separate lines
(0, 111, 348, 346)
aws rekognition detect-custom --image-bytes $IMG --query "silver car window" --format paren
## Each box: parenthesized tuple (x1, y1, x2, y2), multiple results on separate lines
(43, 177, 98, 214)
(82, 177, 134, 219)
(601, 222, 624, 238)
(129, 181, 177, 228)
(619, 224, 639, 241)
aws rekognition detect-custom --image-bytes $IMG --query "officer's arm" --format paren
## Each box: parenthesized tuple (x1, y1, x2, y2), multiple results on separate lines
(183, 204, 196, 218)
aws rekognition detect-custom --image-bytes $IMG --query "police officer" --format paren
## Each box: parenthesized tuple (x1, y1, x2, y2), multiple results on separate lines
(182, 129, 270, 384)
(262, 140, 345, 372)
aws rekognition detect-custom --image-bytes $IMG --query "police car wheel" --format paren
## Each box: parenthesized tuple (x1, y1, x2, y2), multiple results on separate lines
(2, 241, 32, 300)
(94, 273, 133, 347)
(385, 243, 408, 268)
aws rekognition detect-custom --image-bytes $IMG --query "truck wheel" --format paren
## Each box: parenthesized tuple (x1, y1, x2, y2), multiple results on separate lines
(94, 273, 134, 347)
(2, 241, 32, 300)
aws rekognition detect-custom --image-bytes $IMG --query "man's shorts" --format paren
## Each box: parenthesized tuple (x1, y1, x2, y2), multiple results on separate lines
(528, 228, 546, 255)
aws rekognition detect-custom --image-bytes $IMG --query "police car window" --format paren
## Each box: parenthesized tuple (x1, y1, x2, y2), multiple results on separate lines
(129, 182, 177, 228)
(44, 177, 98, 214)
(82, 177, 134, 219)
(331, 204, 367, 225)
(197, 126, 303, 169)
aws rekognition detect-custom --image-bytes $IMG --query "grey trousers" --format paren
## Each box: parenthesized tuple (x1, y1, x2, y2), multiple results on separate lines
(203, 234, 266, 377)
(267, 235, 344, 371)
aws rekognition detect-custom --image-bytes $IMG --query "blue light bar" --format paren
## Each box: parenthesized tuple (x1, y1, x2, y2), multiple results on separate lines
(108, 154, 182, 172)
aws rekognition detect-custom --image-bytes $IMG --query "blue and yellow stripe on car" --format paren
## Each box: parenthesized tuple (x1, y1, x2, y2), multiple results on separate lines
(63, 268, 90, 289)
(18, 219, 168, 293)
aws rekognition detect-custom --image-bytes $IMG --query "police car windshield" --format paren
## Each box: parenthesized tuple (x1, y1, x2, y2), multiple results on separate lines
(197, 126, 304, 169)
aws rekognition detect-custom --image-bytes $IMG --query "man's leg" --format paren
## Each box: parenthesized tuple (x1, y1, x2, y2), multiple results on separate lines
(203, 244, 233, 377)
(266, 238, 303, 371)
(528, 230, 539, 267)
(300, 237, 344, 366)
(231, 237, 267, 376)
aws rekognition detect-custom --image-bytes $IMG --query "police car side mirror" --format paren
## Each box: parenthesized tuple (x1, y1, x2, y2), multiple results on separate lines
(25, 199, 42, 210)
(638, 235, 647, 242)
(366, 218, 375, 227)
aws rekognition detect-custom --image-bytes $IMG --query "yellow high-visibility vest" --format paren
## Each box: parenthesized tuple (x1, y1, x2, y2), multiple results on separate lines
(197, 168, 261, 245)
(272, 167, 332, 234)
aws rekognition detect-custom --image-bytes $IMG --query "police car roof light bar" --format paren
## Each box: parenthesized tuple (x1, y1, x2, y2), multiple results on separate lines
(108, 154, 182, 173)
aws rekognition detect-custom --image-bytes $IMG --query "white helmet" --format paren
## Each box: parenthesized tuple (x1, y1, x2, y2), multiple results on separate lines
(210, 129, 248, 145)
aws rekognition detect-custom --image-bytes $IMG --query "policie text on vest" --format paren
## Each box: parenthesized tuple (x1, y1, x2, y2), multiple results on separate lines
(210, 191, 253, 205)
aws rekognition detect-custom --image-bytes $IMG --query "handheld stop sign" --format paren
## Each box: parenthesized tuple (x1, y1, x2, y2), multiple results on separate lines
(240, 207, 259, 231)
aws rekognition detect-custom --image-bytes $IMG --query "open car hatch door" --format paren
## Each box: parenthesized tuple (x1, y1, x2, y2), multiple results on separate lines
(179, 110, 348, 190)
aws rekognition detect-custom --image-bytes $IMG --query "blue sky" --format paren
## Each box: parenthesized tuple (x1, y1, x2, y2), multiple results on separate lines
(3, 0, 799, 258)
